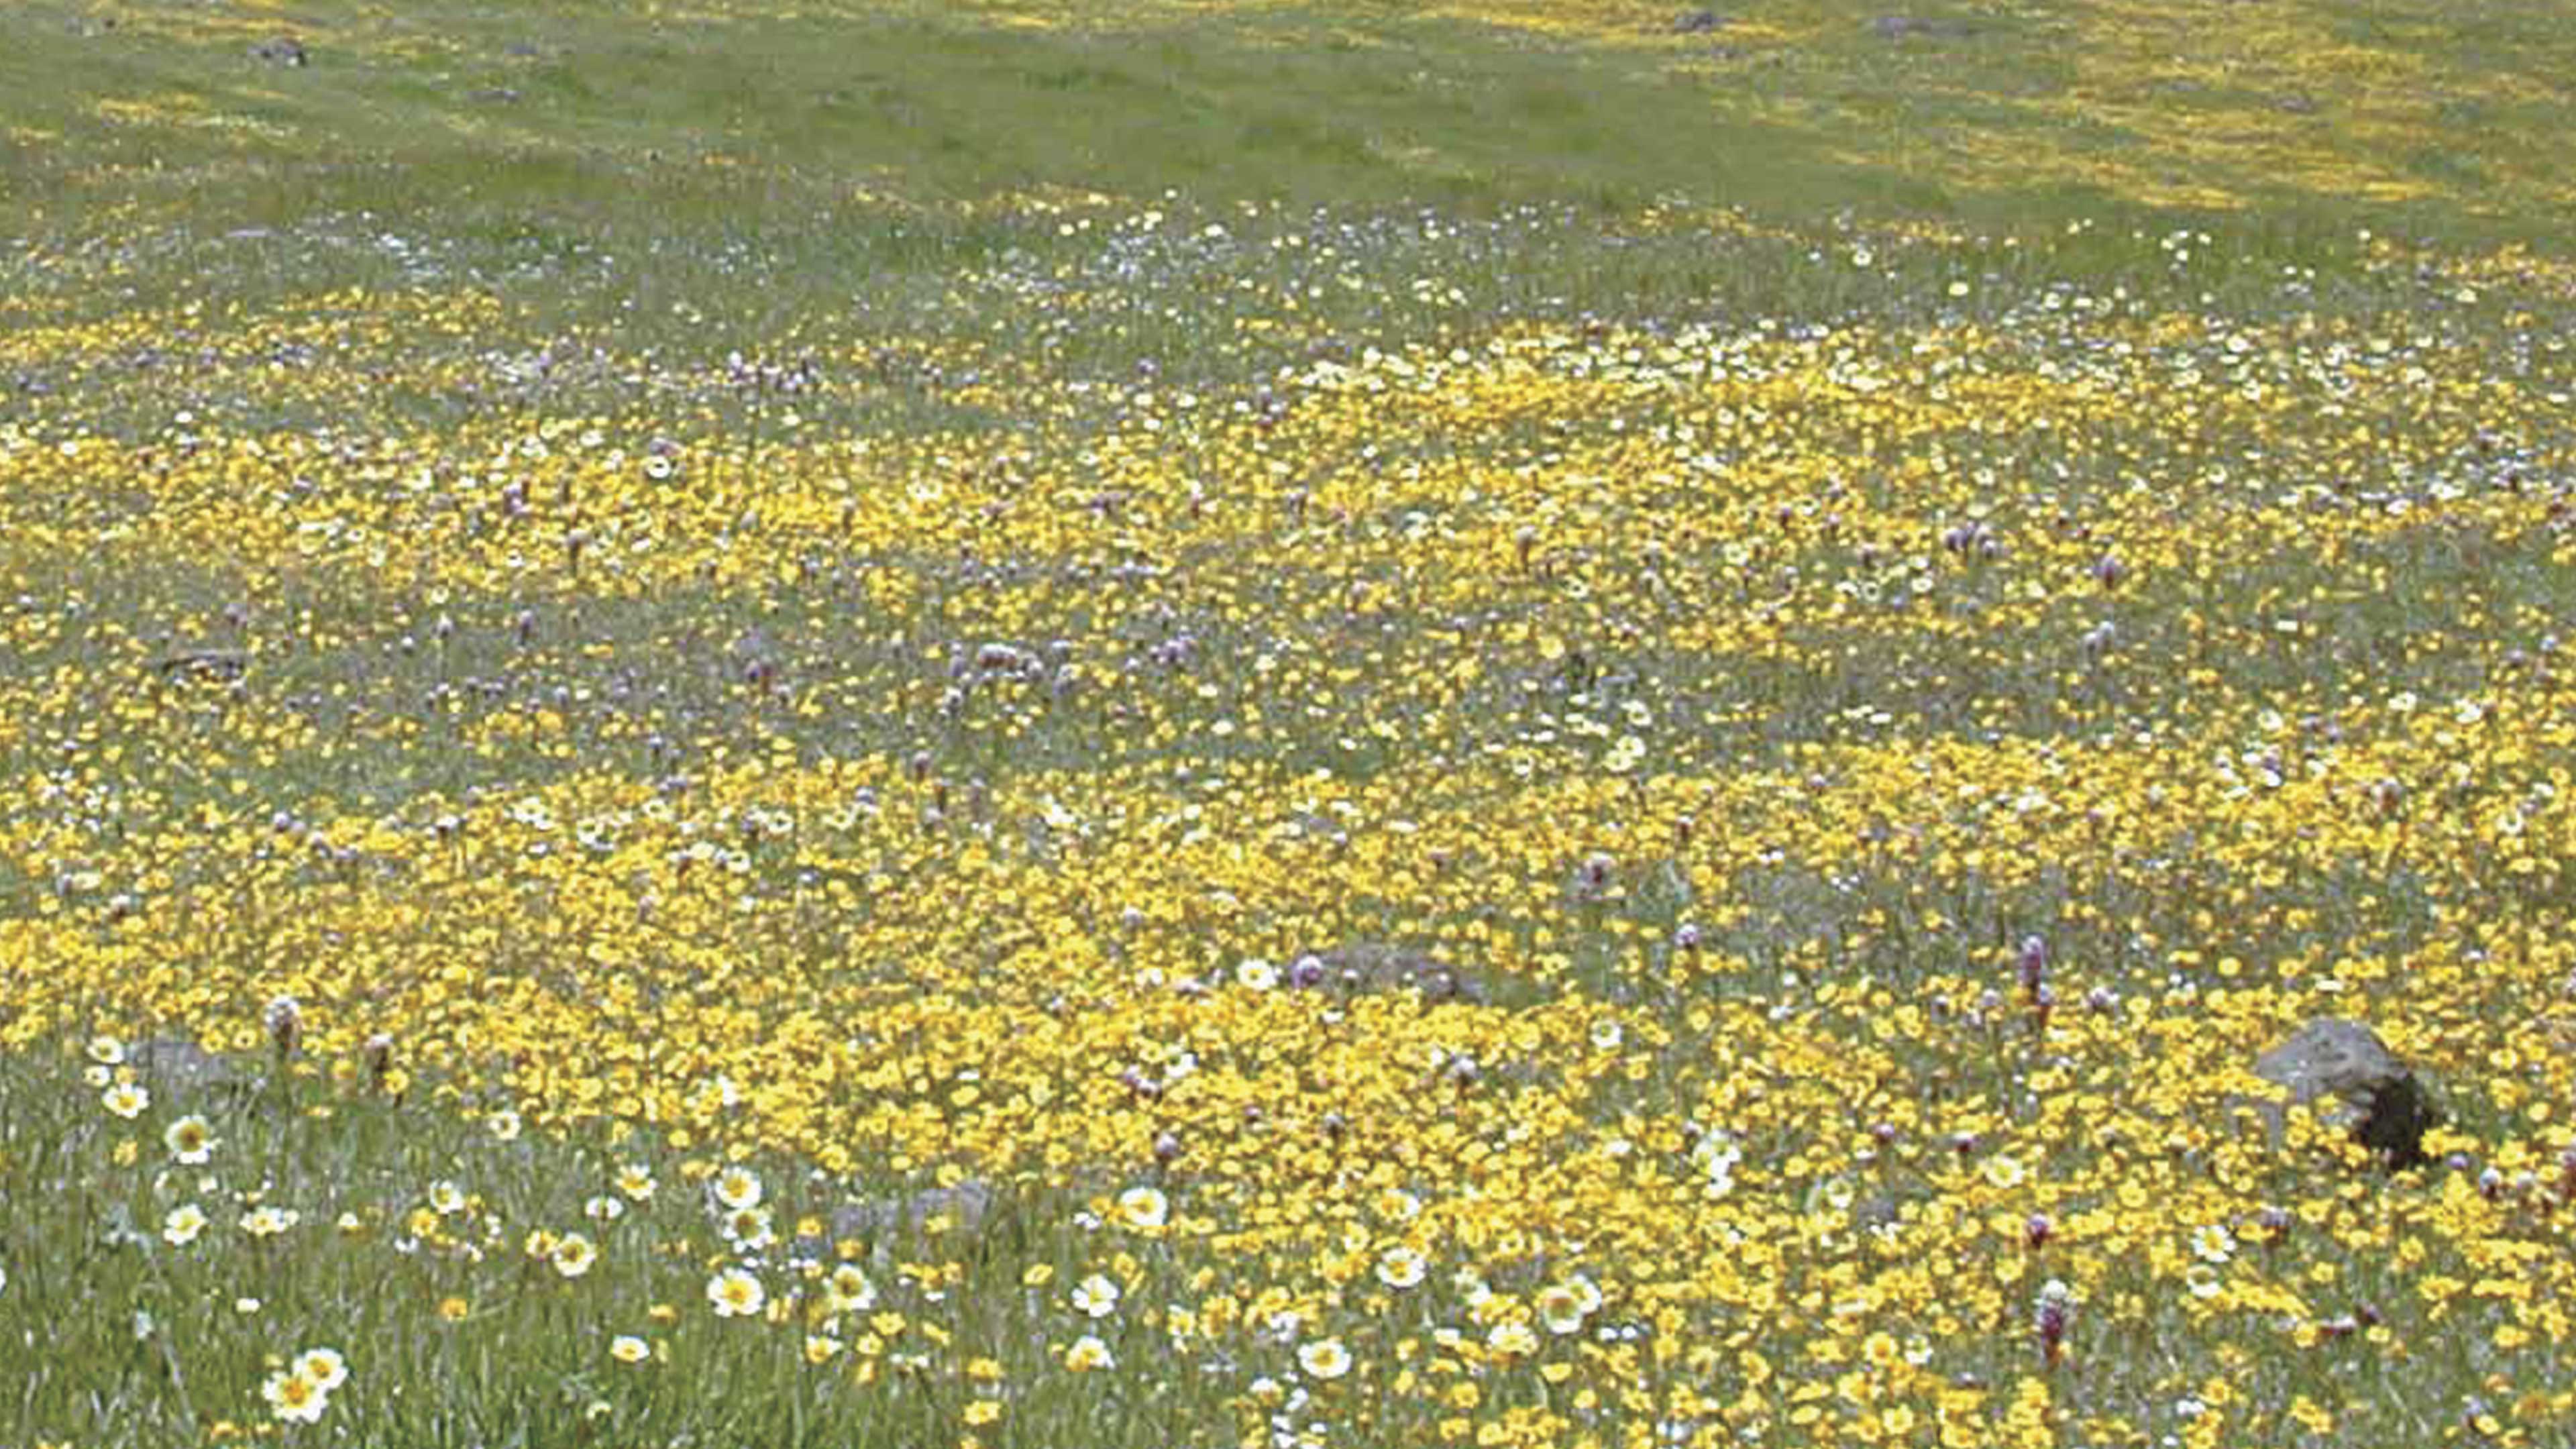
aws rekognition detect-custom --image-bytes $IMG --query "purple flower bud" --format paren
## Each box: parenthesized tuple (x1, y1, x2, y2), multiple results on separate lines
(263, 995, 303, 1062)
(2033, 1279, 2076, 1366)
(2017, 935, 2047, 998)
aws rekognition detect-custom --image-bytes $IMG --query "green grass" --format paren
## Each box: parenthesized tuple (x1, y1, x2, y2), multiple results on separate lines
(9, 0, 2576, 262)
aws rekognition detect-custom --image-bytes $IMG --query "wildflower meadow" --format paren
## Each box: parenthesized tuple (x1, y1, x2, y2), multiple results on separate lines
(3, 1, 2573, 1446)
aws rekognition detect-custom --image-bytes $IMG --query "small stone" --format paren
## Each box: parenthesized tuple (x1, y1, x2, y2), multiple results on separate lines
(249, 36, 308, 66)
(2249, 1018, 2440, 1169)
(829, 1179, 998, 1244)
(1303, 942, 1490, 1005)
(1672, 9, 1730, 32)
(1870, 15, 1972, 39)
(128, 1038, 253, 1100)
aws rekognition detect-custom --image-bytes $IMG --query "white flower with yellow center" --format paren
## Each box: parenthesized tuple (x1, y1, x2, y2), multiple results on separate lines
(1296, 1337, 1353, 1381)
(240, 1206, 298, 1238)
(2191, 1224, 2235, 1265)
(1115, 1185, 1170, 1232)
(712, 1166, 763, 1212)
(162, 1203, 208, 1247)
(707, 1267, 767, 1319)
(1375, 1246, 1428, 1290)
(164, 1114, 217, 1165)
(1537, 1282, 1591, 1336)
(262, 1369, 327, 1424)
(825, 1264, 879, 1314)
(551, 1233, 598, 1279)
(294, 1348, 348, 1393)
(1069, 1273, 1121, 1320)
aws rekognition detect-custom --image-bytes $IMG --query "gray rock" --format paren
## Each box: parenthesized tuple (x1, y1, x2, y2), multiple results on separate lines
(1301, 943, 1489, 1006)
(129, 1038, 254, 1100)
(829, 1179, 998, 1244)
(1673, 9, 1730, 32)
(2249, 1019, 2439, 1169)
(248, 36, 308, 66)
(1870, 15, 1974, 39)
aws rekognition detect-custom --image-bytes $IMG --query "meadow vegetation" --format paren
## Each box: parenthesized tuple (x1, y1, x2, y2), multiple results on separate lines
(3, 0, 2575, 1445)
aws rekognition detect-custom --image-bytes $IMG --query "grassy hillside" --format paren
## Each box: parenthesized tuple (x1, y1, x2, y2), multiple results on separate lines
(9, 0, 2576, 242)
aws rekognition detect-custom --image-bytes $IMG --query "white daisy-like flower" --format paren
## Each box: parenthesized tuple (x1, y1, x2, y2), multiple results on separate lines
(1069, 1272, 1121, 1319)
(610, 1334, 651, 1364)
(262, 1368, 327, 1424)
(240, 1205, 299, 1237)
(1115, 1185, 1170, 1232)
(1537, 1281, 1591, 1336)
(824, 1263, 878, 1314)
(1235, 957, 1280, 991)
(1375, 1245, 1428, 1289)
(164, 1114, 217, 1165)
(722, 1204, 775, 1250)
(1065, 1334, 1115, 1371)
(712, 1165, 763, 1212)
(707, 1267, 767, 1318)
(1296, 1337, 1353, 1380)
(101, 1081, 150, 1120)
(1374, 1187, 1422, 1222)
(2185, 1263, 2225, 1301)
(294, 1347, 349, 1393)
(2191, 1224, 2235, 1265)
(551, 1233, 598, 1279)
(1566, 1272, 1603, 1316)
(162, 1203, 209, 1247)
